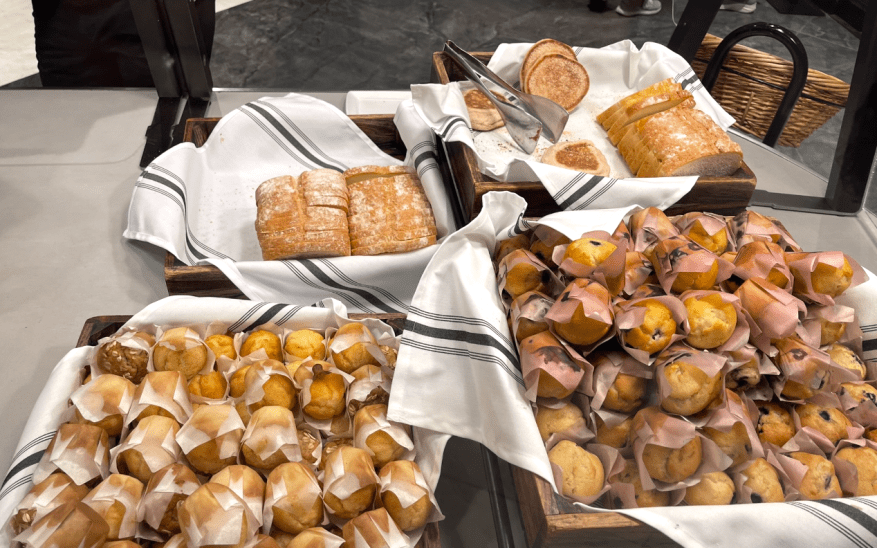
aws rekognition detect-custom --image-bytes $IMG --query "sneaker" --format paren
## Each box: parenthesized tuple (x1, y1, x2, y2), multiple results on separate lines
(616, 0, 662, 16)
(720, 2, 756, 13)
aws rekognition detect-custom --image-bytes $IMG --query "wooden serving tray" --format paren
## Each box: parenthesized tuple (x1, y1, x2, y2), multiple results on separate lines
(430, 51, 758, 221)
(76, 314, 437, 547)
(163, 115, 440, 298)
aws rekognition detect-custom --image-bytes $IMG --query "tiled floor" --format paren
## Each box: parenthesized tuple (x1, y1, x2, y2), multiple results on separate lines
(3, 0, 860, 180)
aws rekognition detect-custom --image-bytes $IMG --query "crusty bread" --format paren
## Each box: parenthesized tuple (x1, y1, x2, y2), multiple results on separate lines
(520, 39, 578, 88)
(606, 89, 695, 145)
(596, 78, 682, 128)
(524, 53, 590, 112)
(344, 169, 437, 256)
(540, 140, 610, 177)
(463, 89, 505, 131)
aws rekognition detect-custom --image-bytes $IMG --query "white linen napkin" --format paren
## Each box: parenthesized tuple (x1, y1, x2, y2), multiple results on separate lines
(409, 39, 745, 211)
(389, 191, 877, 548)
(0, 296, 450, 547)
(124, 94, 455, 314)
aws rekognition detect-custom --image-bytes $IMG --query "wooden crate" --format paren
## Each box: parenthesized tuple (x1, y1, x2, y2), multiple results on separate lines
(164, 115, 419, 298)
(430, 51, 758, 221)
(75, 314, 438, 547)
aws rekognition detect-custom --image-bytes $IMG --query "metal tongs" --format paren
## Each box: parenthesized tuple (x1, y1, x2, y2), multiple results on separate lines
(443, 40, 569, 155)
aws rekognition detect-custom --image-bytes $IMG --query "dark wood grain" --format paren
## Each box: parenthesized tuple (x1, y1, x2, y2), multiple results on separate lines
(164, 115, 408, 298)
(431, 51, 758, 221)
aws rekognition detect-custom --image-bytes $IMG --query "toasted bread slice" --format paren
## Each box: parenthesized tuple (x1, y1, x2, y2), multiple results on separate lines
(596, 78, 682, 128)
(520, 39, 578, 89)
(463, 89, 505, 131)
(525, 54, 590, 112)
(540, 140, 610, 177)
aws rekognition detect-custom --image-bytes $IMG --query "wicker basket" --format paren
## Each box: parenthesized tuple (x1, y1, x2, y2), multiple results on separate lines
(691, 34, 850, 147)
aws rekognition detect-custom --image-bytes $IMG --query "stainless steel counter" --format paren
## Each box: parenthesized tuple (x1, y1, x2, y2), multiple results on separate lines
(1, 88, 876, 548)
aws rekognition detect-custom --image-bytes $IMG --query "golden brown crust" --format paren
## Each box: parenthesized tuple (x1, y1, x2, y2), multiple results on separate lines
(541, 140, 610, 177)
(524, 53, 590, 111)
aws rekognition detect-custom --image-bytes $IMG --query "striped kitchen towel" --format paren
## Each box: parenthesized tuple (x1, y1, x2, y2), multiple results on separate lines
(388, 191, 877, 548)
(408, 38, 745, 211)
(124, 93, 455, 314)
(0, 296, 450, 546)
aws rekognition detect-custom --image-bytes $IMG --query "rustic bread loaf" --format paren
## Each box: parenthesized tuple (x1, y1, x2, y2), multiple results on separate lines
(596, 78, 682, 128)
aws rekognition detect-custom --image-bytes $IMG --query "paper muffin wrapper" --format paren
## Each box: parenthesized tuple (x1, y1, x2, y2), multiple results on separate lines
(90, 329, 156, 381)
(653, 343, 726, 414)
(678, 289, 750, 353)
(496, 249, 563, 308)
(262, 464, 322, 532)
(769, 337, 832, 403)
(32, 423, 110, 487)
(613, 294, 689, 365)
(772, 449, 842, 500)
(378, 462, 444, 525)
(552, 230, 627, 296)
(240, 407, 302, 467)
(622, 252, 657, 297)
(544, 280, 616, 356)
(734, 278, 806, 356)
(137, 464, 201, 532)
(589, 350, 652, 412)
(125, 371, 194, 427)
(830, 437, 877, 497)
(652, 235, 735, 296)
(726, 240, 793, 293)
(13, 501, 109, 548)
(540, 393, 595, 451)
(322, 450, 380, 502)
(176, 403, 246, 460)
(327, 323, 390, 370)
(353, 406, 416, 463)
(179, 484, 261, 548)
(787, 251, 867, 306)
(628, 207, 681, 257)
(728, 210, 802, 253)
(345, 508, 411, 548)
(81, 474, 144, 540)
(674, 211, 736, 254)
(69, 375, 136, 426)
(152, 326, 216, 379)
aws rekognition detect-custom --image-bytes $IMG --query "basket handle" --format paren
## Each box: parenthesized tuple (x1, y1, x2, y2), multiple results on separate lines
(701, 22, 809, 148)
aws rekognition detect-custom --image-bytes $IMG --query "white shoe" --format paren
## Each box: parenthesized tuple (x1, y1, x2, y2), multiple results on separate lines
(720, 2, 756, 13)
(616, 0, 662, 16)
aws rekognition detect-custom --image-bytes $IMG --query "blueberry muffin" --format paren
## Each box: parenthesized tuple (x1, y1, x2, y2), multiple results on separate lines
(684, 292, 737, 350)
(609, 459, 670, 508)
(826, 342, 867, 379)
(796, 403, 852, 445)
(754, 401, 796, 447)
(741, 457, 784, 503)
(620, 298, 678, 356)
(724, 349, 762, 391)
(838, 382, 877, 408)
(603, 373, 649, 413)
(834, 445, 877, 496)
(641, 436, 703, 484)
(548, 440, 605, 499)
(551, 278, 613, 347)
(683, 471, 735, 505)
(790, 451, 841, 500)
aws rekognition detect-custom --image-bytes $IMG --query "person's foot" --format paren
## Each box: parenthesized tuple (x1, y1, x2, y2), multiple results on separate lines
(720, 1, 757, 13)
(616, 0, 662, 16)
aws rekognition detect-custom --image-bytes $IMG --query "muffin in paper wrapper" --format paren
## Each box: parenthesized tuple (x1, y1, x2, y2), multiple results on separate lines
(830, 437, 877, 497)
(262, 462, 324, 535)
(698, 390, 764, 471)
(237, 359, 297, 420)
(728, 210, 802, 252)
(510, 291, 554, 347)
(773, 448, 842, 500)
(673, 211, 734, 255)
(377, 460, 443, 532)
(493, 232, 530, 264)
(32, 423, 110, 487)
(137, 463, 201, 536)
(327, 322, 389, 374)
(627, 207, 681, 260)
(298, 363, 354, 435)
(236, 326, 285, 363)
(125, 370, 194, 427)
(346, 365, 391, 418)
(110, 415, 181, 483)
(838, 381, 877, 427)
(6, 473, 90, 538)
(518, 331, 590, 401)
(631, 407, 733, 491)
(296, 421, 324, 470)
(91, 329, 156, 384)
(788, 392, 864, 454)
(723, 240, 793, 294)
(535, 393, 594, 451)
(68, 374, 136, 439)
(651, 235, 734, 295)
(802, 303, 864, 350)
(589, 349, 652, 413)
(179, 482, 261, 548)
(607, 458, 685, 509)
(152, 326, 216, 380)
(13, 501, 109, 548)
(342, 508, 410, 548)
(285, 527, 345, 548)
(613, 294, 689, 365)
(176, 403, 246, 476)
(321, 446, 379, 523)
(769, 336, 832, 402)
(240, 406, 301, 471)
(679, 289, 749, 352)
(592, 408, 635, 452)
(734, 277, 806, 356)
(552, 230, 627, 296)
(731, 451, 794, 503)
(787, 251, 867, 305)
(81, 473, 143, 540)
(722, 344, 778, 395)
(352, 404, 415, 468)
(654, 343, 726, 417)
(544, 278, 615, 353)
(548, 442, 624, 505)
(209, 465, 267, 532)
(496, 248, 561, 305)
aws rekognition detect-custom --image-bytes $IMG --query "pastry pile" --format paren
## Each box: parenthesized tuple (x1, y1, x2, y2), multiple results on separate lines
(10, 321, 439, 548)
(495, 207, 874, 508)
(255, 166, 437, 261)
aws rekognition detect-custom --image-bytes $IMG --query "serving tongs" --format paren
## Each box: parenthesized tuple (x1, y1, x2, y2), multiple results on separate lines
(443, 40, 569, 155)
